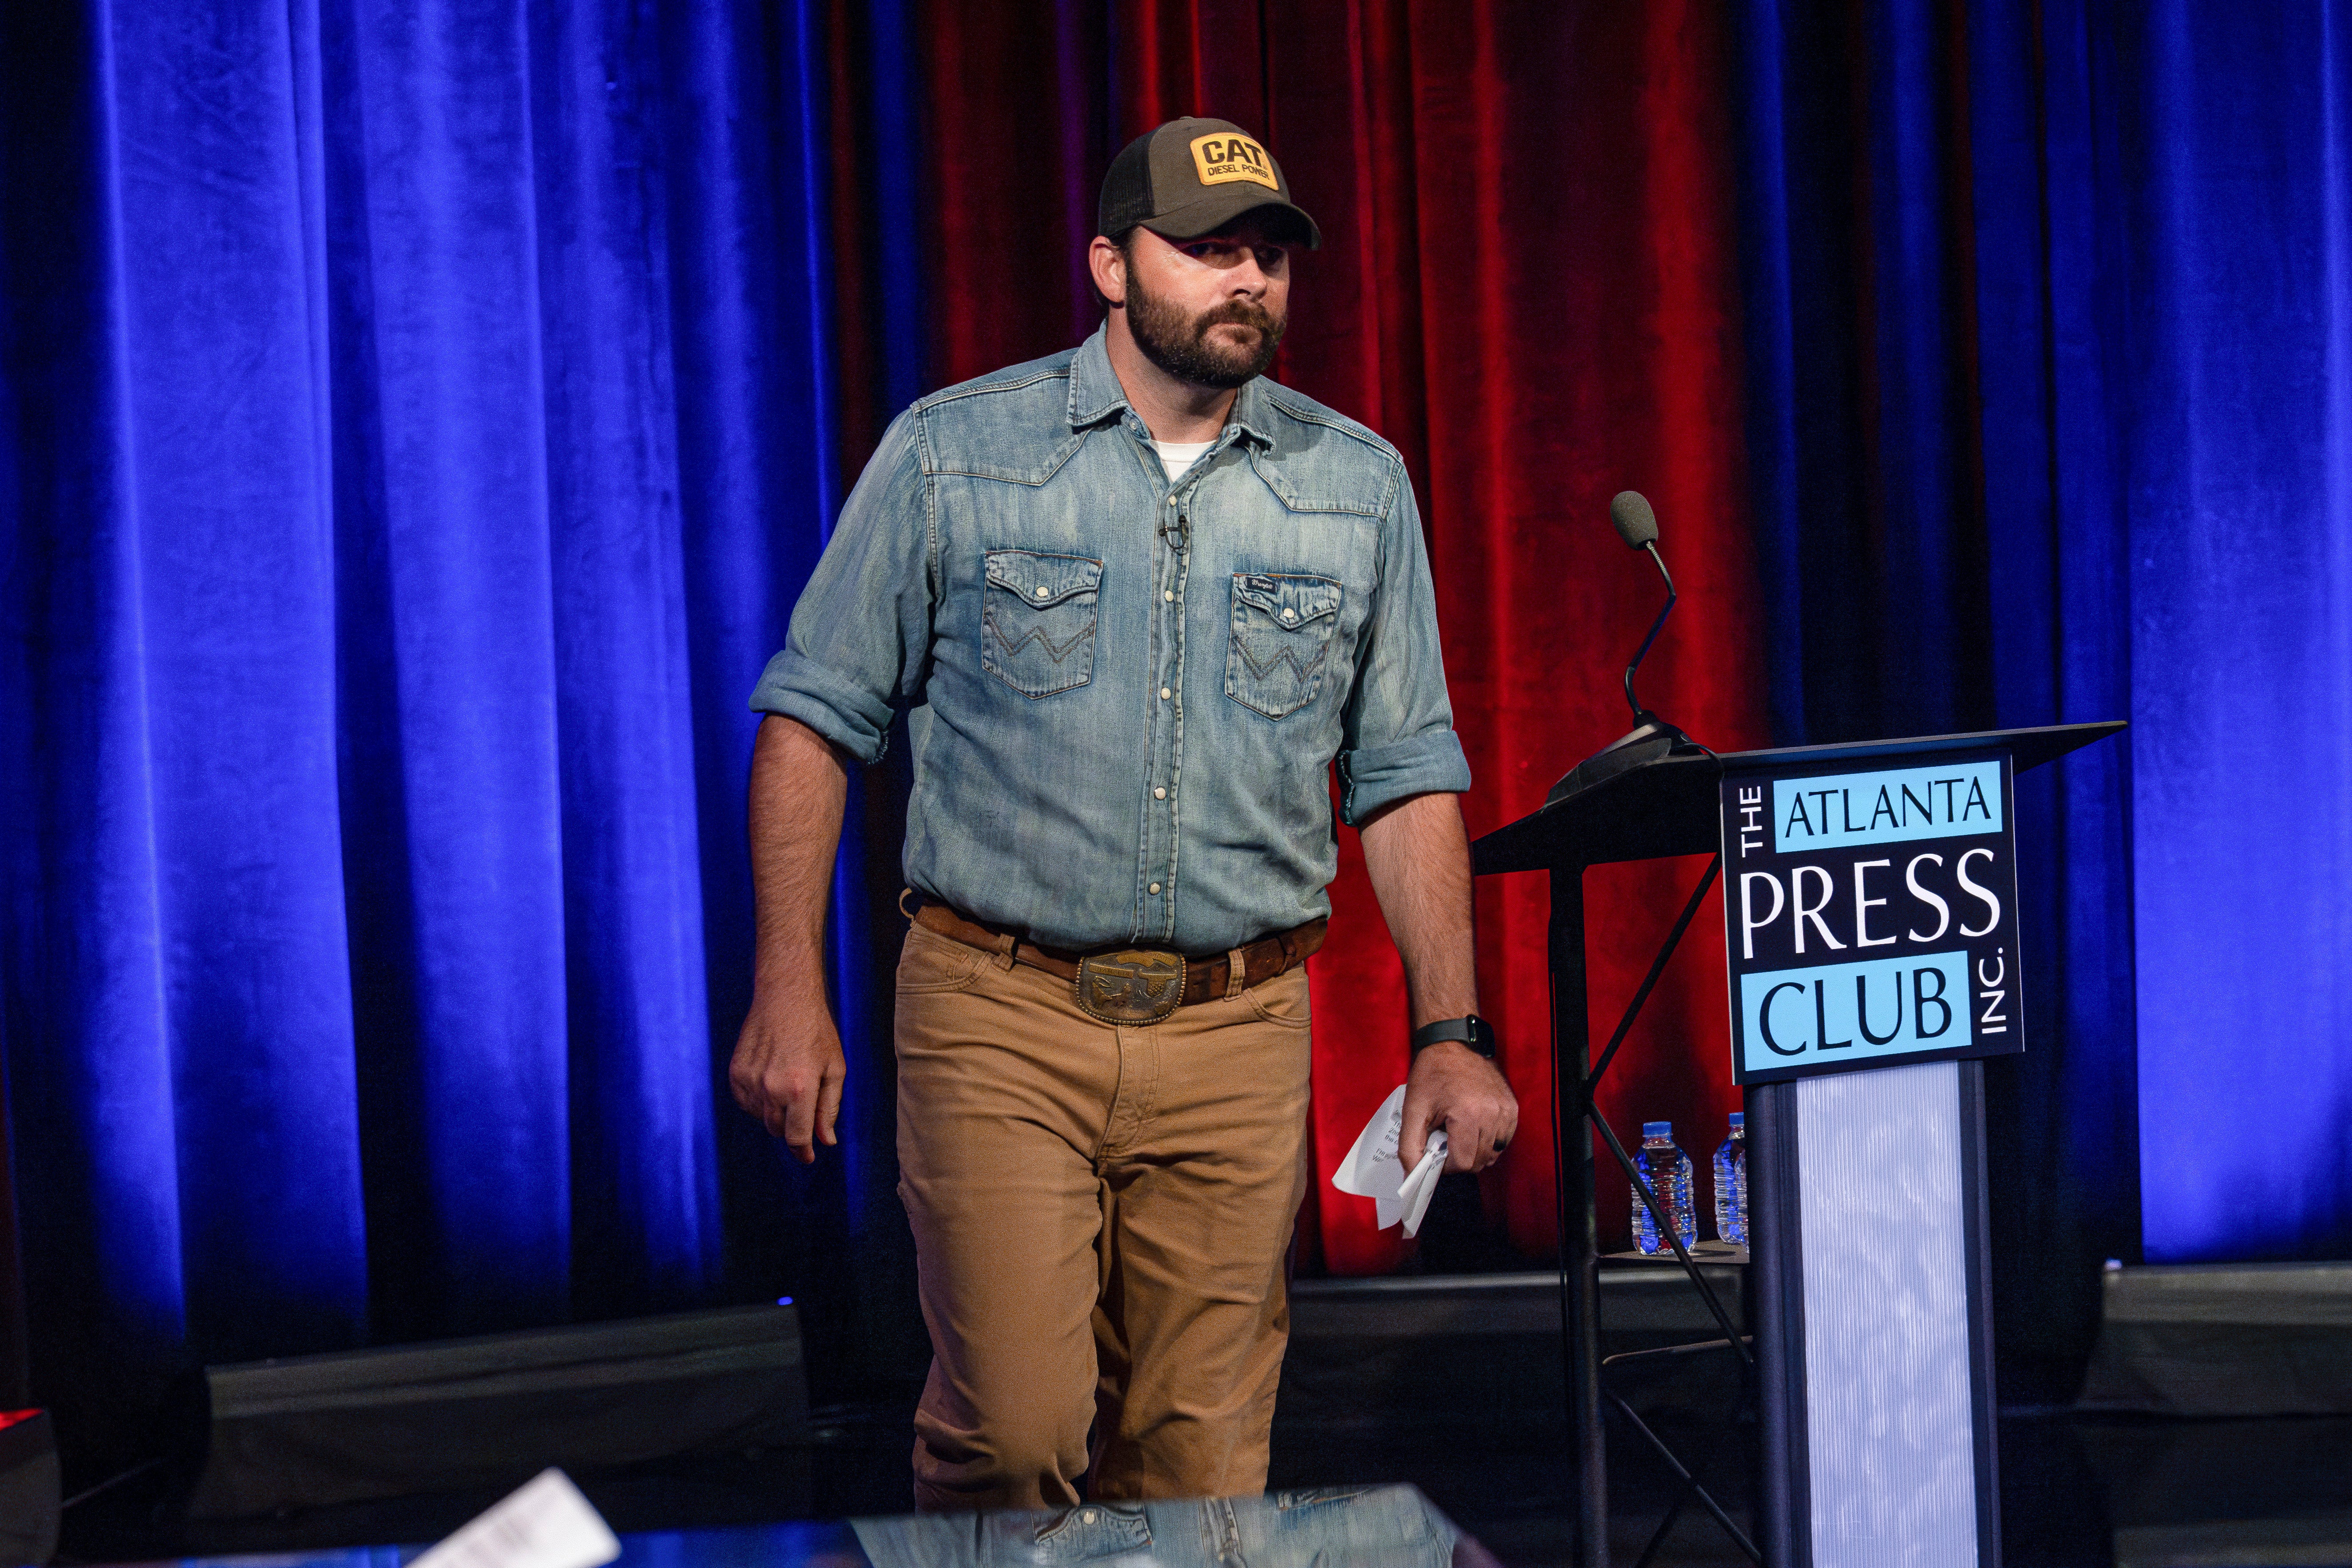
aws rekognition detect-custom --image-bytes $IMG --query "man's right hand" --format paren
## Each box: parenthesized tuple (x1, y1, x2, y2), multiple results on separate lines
(730, 990, 847, 1163)
(735, 715, 854, 1163)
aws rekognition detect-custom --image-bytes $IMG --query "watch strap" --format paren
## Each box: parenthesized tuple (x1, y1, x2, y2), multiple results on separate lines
(1409, 1015, 1498, 1060)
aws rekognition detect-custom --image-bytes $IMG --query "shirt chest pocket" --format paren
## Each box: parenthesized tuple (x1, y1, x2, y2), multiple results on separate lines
(982, 549, 1102, 699)
(1227, 573, 1343, 720)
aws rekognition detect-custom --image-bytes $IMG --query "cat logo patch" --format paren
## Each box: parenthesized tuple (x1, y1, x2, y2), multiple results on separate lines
(1189, 133, 1279, 191)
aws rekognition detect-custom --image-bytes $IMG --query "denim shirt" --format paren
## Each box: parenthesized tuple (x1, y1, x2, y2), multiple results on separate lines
(750, 327, 1470, 955)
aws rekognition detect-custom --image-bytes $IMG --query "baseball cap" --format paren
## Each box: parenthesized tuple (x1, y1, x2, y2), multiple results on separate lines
(1097, 117, 1322, 250)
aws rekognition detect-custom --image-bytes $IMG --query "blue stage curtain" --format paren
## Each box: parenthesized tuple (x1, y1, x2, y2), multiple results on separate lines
(2068, 1, 2352, 1265)
(1736, 3, 2119, 1405)
(1735, 0, 1996, 750)
(1965, 0, 2146, 1390)
(1739, 0, 2352, 1388)
(1970, 0, 2352, 1270)
(0, 0, 916, 1455)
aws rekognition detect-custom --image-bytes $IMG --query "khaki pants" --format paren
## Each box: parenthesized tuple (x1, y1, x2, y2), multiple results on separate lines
(892, 920, 1314, 1509)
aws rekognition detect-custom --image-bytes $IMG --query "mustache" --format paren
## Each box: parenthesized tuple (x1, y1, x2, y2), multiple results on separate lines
(1195, 298, 1281, 336)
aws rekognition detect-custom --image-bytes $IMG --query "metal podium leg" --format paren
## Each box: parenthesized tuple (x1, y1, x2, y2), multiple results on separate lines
(1748, 1079, 1807, 1568)
(1957, 1060, 2003, 1568)
(1549, 866, 1607, 1568)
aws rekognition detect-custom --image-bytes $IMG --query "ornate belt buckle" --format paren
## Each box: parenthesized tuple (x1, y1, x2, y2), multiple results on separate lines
(1075, 948, 1187, 1024)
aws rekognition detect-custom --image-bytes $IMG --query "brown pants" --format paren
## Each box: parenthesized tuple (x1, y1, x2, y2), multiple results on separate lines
(892, 920, 1314, 1509)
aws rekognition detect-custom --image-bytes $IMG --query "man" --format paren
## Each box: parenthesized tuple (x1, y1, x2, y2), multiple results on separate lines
(733, 117, 1517, 1509)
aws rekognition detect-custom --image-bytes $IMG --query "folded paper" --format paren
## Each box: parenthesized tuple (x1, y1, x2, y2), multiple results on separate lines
(1332, 1084, 1450, 1237)
(410, 1469, 619, 1568)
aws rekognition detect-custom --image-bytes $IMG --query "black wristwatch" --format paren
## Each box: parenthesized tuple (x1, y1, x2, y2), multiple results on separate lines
(1410, 1014, 1499, 1061)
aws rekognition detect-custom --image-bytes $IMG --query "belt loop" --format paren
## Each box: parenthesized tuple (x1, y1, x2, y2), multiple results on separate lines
(992, 930, 1018, 970)
(1225, 947, 1248, 999)
(1278, 932, 1299, 973)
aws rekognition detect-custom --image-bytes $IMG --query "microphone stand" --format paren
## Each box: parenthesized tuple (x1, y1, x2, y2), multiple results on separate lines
(1534, 507, 1753, 1566)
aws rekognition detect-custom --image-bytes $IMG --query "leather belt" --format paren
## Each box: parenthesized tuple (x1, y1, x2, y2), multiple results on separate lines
(905, 893, 1326, 1024)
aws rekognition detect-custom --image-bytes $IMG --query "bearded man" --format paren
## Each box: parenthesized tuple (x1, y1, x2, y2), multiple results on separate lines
(734, 118, 1519, 1509)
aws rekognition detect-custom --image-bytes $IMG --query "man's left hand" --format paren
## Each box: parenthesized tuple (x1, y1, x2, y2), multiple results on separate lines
(1400, 1043, 1519, 1175)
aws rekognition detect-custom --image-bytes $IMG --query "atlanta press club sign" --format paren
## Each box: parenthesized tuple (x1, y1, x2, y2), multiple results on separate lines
(1718, 753, 2024, 1085)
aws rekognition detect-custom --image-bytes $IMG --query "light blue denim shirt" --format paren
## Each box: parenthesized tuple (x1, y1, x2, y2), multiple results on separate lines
(750, 327, 1470, 955)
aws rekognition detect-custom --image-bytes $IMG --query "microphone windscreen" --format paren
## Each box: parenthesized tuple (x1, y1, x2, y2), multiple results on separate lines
(1609, 491, 1658, 549)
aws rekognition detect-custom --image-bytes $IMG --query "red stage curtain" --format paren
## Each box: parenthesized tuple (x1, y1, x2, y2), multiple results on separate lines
(915, 1, 1769, 1272)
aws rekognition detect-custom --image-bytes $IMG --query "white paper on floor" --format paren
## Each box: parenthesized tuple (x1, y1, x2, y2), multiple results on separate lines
(408, 1468, 620, 1568)
(1332, 1083, 1450, 1237)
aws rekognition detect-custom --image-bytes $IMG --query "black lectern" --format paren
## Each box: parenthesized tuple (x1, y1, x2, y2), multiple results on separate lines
(1473, 719, 2123, 1568)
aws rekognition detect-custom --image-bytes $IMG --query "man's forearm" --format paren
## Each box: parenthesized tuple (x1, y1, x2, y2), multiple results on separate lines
(1357, 791, 1478, 1027)
(748, 714, 851, 1001)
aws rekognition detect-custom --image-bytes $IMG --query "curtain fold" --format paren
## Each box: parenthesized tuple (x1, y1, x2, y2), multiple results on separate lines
(1966, 0, 2143, 1394)
(1735, 0, 2142, 1396)
(326, 0, 581, 1339)
(1737, 0, 2352, 1383)
(0, 0, 875, 1454)
(1964, 0, 2352, 1277)
(2101, 0, 2352, 1264)
(6, 0, 371, 1374)
(1736, 0, 1995, 750)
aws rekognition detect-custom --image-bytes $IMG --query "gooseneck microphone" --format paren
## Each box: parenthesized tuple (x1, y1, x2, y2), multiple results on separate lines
(1609, 490, 1677, 726)
(1546, 490, 1709, 805)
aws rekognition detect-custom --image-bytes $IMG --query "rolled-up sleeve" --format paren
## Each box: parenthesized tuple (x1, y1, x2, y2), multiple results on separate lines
(748, 408, 932, 763)
(1337, 469, 1472, 824)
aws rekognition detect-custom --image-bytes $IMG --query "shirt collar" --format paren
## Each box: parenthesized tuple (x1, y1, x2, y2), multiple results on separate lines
(1067, 325, 1276, 450)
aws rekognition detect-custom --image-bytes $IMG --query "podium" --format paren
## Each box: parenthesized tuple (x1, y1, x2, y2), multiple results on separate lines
(1473, 720, 2123, 1568)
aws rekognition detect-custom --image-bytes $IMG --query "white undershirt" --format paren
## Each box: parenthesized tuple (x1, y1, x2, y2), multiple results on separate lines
(1152, 438, 1216, 483)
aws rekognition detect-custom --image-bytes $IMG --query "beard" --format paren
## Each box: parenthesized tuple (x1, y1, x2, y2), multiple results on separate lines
(1124, 267, 1286, 389)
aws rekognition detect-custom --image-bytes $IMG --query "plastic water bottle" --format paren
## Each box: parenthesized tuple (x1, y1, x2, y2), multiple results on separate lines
(1632, 1121, 1695, 1254)
(1713, 1112, 1747, 1246)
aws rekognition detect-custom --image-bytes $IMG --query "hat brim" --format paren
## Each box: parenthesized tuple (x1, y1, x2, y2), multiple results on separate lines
(1141, 190, 1322, 250)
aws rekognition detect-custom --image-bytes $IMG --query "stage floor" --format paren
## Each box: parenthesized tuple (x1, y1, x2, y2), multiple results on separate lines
(59, 1407, 2352, 1568)
(53, 1265, 2352, 1566)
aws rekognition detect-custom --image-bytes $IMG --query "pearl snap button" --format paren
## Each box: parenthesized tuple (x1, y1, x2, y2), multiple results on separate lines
(1282, 608, 1297, 621)
(1148, 883, 1161, 895)
(1160, 687, 1172, 700)
(1034, 585, 1050, 597)
(1081, 1510, 1097, 1524)
(1164, 589, 1174, 602)
(1154, 786, 1166, 799)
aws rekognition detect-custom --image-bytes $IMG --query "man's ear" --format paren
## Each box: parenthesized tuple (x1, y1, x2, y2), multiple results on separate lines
(1088, 234, 1127, 308)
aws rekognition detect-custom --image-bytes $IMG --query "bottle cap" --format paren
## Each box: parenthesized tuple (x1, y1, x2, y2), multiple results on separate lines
(1642, 1121, 1671, 1138)
(1728, 1112, 1744, 1128)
